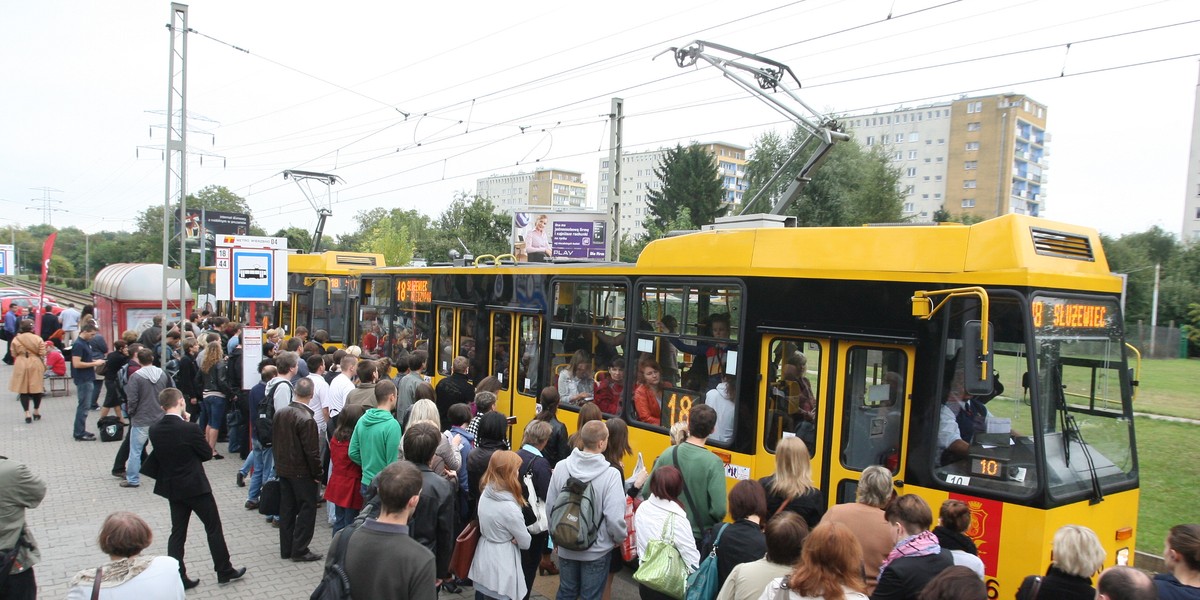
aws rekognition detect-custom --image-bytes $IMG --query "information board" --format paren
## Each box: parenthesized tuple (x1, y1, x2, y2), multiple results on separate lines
(0, 244, 11, 276)
(241, 327, 263, 391)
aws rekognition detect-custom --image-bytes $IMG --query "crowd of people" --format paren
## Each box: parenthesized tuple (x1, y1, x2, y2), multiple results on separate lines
(2, 309, 1199, 600)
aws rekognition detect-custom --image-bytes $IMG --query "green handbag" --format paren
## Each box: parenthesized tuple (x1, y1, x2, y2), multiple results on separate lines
(633, 513, 690, 600)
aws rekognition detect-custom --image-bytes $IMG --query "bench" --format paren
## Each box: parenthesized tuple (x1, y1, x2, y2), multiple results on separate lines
(47, 376, 72, 397)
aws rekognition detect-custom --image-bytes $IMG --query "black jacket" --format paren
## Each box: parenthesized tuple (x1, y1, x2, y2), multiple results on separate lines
(760, 476, 826, 529)
(176, 354, 202, 399)
(1014, 565, 1096, 600)
(517, 449, 552, 502)
(273, 402, 321, 480)
(202, 361, 233, 397)
(39, 312, 60, 340)
(410, 463, 456, 579)
(144, 414, 213, 501)
(702, 520, 767, 585)
(1154, 574, 1200, 600)
(932, 525, 978, 555)
(434, 373, 475, 428)
(870, 548, 955, 600)
(541, 416, 570, 468)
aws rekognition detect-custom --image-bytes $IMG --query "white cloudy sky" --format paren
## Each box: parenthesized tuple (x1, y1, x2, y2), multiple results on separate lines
(1, 0, 1197, 241)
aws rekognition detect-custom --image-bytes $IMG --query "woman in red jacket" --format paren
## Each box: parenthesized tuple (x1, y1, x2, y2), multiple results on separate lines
(593, 357, 625, 415)
(325, 403, 367, 535)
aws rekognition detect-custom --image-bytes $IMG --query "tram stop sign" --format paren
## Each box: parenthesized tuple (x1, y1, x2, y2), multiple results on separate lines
(214, 236, 288, 302)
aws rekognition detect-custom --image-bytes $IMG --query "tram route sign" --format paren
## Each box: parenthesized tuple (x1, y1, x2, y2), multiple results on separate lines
(214, 236, 288, 302)
(0, 244, 12, 276)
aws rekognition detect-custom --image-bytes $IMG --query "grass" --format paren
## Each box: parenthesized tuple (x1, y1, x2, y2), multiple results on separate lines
(1129, 359, 1200, 420)
(1134, 416, 1199, 555)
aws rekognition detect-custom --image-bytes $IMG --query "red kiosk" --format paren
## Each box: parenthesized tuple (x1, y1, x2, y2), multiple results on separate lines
(92, 263, 193, 343)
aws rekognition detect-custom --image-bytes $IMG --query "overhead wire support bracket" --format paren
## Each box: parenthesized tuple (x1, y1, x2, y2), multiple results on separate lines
(282, 169, 342, 253)
(664, 40, 851, 216)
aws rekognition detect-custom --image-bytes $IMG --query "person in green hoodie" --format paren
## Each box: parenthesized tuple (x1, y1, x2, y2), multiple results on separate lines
(349, 380, 401, 498)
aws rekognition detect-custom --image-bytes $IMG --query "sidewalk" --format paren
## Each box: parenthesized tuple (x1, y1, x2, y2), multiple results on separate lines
(0, 355, 640, 599)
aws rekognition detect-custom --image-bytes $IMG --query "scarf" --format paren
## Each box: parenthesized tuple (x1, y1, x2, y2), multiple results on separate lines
(878, 530, 942, 580)
(933, 525, 978, 555)
(70, 555, 157, 588)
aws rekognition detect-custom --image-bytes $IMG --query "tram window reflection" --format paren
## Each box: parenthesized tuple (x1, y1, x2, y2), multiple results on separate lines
(516, 315, 541, 396)
(841, 347, 906, 474)
(764, 339, 822, 454)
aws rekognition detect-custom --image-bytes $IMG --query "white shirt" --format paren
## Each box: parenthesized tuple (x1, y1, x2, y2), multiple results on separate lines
(937, 404, 963, 455)
(65, 556, 185, 600)
(705, 382, 735, 444)
(306, 373, 330, 434)
(634, 495, 701, 569)
(327, 372, 355, 417)
(269, 376, 293, 413)
(60, 307, 81, 332)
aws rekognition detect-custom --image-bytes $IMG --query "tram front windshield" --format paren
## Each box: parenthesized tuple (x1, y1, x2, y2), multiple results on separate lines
(1032, 295, 1137, 502)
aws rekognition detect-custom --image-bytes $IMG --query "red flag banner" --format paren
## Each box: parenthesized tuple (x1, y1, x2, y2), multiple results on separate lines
(36, 232, 57, 324)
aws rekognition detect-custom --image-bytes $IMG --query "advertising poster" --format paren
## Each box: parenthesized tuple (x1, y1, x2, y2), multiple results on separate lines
(0, 244, 11, 275)
(511, 211, 609, 262)
(177, 208, 251, 249)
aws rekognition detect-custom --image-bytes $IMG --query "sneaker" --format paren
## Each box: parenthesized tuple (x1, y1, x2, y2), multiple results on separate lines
(245, 500, 259, 510)
(119, 481, 139, 488)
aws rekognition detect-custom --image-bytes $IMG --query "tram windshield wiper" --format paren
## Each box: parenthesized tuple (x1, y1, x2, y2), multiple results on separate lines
(1051, 366, 1104, 504)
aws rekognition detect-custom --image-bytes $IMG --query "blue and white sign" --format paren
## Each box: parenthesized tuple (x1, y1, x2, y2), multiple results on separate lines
(0, 244, 11, 276)
(215, 236, 288, 302)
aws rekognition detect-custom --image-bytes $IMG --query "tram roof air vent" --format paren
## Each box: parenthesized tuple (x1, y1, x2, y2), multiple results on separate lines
(335, 254, 378, 266)
(1029, 227, 1094, 262)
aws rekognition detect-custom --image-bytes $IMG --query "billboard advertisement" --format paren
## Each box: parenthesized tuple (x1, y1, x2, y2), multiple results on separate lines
(177, 208, 251, 248)
(512, 211, 608, 262)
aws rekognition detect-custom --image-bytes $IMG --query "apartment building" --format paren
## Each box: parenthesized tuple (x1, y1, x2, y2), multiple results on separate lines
(476, 168, 587, 212)
(597, 141, 747, 239)
(843, 93, 1050, 221)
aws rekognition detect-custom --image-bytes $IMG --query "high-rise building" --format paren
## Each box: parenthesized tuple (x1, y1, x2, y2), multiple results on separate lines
(476, 168, 587, 212)
(1181, 64, 1200, 241)
(843, 93, 1049, 221)
(598, 142, 747, 239)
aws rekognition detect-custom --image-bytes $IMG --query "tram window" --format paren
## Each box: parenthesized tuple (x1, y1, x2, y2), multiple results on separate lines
(311, 281, 330, 338)
(436, 306, 455, 376)
(294, 293, 312, 337)
(764, 339, 822, 454)
(633, 283, 742, 434)
(934, 299, 1043, 497)
(1031, 295, 1134, 502)
(550, 281, 627, 412)
(326, 278, 348, 343)
(841, 347, 906, 474)
(517, 315, 541, 396)
(491, 313, 512, 391)
(359, 277, 392, 356)
(393, 277, 432, 368)
(457, 309, 489, 385)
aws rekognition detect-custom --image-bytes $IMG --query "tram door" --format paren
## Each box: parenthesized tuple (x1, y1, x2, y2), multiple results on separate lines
(487, 312, 542, 448)
(759, 336, 830, 486)
(824, 342, 915, 503)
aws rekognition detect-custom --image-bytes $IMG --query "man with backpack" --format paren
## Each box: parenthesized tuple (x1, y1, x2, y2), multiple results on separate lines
(121, 348, 170, 488)
(545, 421, 627, 600)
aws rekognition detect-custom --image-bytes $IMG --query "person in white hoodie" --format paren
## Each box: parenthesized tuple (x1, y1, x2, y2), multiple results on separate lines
(122, 348, 169, 488)
(633, 465, 701, 600)
(704, 373, 736, 444)
(545, 421, 628, 600)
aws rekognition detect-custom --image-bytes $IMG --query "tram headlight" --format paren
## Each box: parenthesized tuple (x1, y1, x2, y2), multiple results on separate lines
(1116, 547, 1130, 566)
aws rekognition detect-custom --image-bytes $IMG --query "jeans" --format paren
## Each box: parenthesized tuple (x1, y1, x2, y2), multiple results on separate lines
(202, 395, 227, 430)
(227, 409, 245, 454)
(556, 554, 611, 600)
(74, 379, 94, 438)
(126, 426, 150, 485)
(332, 506, 359, 536)
(246, 440, 275, 502)
(90, 377, 103, 407)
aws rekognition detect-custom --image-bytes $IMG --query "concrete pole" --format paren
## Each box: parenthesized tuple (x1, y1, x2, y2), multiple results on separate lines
(608, 98, 623, 261)
(1150, 263, 1161, 356)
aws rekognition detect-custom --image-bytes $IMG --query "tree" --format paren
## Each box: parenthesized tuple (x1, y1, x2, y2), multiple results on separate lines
(646, 144, 727, 232)
(744, 125, 905, 226)
(274, 226, 314, 253)
(362, 211, 417, 266)
(421, 192, 509, 262)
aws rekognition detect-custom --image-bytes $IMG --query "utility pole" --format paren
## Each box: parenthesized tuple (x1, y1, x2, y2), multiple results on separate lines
(162, 2, 189, 366)
(607, 97, 623, 261)
(1150, 263, 1161, 356)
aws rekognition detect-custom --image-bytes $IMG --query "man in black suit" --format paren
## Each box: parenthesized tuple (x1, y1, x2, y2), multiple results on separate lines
(144, 387, 246, 590)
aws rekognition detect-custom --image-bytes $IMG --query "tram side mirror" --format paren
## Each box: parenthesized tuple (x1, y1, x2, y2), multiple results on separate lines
(962, 320, 994, 396)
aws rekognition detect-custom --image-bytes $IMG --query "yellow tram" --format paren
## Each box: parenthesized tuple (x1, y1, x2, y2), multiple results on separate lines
(350, 215, 1138, 597)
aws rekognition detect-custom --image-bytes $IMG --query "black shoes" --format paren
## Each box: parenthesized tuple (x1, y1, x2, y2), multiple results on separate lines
(292, 552, 322, 563)
(118, 481, 139, 488)
(182, 577, 200, 590)
(237, 471, 246, 487)
(212, 453, 225, 460)
(74, 433, 96, 441)
(32, 414, 40, 421)
(217, 567, 247, 584)
(24, 417, 31, 424)
(244, 499, 259, 510)
(441, 580, 463, 594)
(112, 471, 126, 479)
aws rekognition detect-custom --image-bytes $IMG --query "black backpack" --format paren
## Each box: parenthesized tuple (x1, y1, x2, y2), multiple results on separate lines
(310, 526, 356, 600)
(256, 379, 292, 447)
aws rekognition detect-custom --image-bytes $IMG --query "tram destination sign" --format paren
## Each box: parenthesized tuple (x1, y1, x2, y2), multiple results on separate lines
(1031, 298, 1113, 331)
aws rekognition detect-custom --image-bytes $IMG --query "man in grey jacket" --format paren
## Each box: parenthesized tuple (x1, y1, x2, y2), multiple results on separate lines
(122, 347, 169, 488)
(545, 421, 627, 600)
(0, 456, 46, 600)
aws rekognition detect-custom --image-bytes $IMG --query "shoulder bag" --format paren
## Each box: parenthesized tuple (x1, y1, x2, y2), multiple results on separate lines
(633, 513, 689, 600)
(90, 566, 103, 600)
(448, 520, 480, 579)
(685, 522, 728, 600)
(524, 471, 548, 534)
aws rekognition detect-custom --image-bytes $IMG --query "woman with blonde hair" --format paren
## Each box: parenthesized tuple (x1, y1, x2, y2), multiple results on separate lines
(470, 451, 532, 600)
(199, 340, 232, 458)
(1015, 525, 1106, 600)
(569, 401, 604, 450)
(759, 436, 825, 528)
(762, 521, 868, 600)
(406, 398, 462, 479)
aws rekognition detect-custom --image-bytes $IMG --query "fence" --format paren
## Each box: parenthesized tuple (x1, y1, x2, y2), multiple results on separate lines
(1126, 321, 1184, 359)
